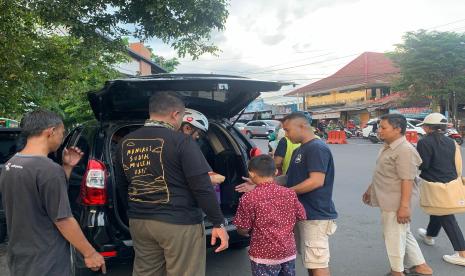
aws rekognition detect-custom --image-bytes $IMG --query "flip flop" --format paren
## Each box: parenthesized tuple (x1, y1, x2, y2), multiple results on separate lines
(404, 270, 432, 276)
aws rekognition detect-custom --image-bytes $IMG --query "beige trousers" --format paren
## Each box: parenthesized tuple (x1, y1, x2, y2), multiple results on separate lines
(381, 211, 426, 272)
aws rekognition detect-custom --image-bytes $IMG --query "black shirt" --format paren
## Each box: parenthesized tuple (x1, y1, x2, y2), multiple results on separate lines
(0, 154, 73, 276)
(274, 137, 287, 158)
(417, 132, 458, 183)
(286, 139, 338, 220)
(115, 125, 225, 225)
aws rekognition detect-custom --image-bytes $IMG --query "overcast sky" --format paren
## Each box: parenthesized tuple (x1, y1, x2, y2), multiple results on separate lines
(141, 0, 465, 95)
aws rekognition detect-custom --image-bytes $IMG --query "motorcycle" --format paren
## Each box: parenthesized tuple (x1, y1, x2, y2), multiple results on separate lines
(315, 127, 328, 140)
(349, 126, 363, 138)
(344, 128, 352, 139)
(446, 128, 463, 145)
(368, 132, 381, 144)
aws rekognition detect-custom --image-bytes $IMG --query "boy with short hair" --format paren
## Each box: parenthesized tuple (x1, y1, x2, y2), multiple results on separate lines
(234, 155, 306, 276)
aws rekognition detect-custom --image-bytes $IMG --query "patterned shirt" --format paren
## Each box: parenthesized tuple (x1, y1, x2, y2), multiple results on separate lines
(234, 181, 306, 264)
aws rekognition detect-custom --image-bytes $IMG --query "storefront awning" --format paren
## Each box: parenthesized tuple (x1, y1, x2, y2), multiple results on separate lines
(312, 112, 341, 119)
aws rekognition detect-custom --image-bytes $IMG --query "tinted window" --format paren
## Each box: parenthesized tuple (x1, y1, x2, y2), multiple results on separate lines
(70, 130, 91, 180)
(250, 121, 266, 126)
(265, 120, 281, 127)
(0, 131, 21, 164)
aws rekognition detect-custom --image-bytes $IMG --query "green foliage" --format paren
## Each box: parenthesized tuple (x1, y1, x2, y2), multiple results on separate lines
(0, 1, 125, 123)
(27, 0, 229, 59)
(151, 54, 180, 73)
(388, 30, 465, 102)
(0, 0, 228, 124)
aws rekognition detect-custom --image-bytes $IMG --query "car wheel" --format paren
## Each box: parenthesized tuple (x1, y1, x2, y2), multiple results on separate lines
(0, 218, 7, 243)
(229, 240, 249, 249)
(71, 246, 97, 276)
(369, 135, 379, 144)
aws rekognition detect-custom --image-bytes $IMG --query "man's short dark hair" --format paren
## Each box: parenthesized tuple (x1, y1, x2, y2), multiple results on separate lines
(427, 124, 447, 132)
(379, 114, 407, 135)
(20, 109, 63, 139)
(149, 92, 185, 115)
(248, 154, 276, 177)
(282, 112, 312, 125)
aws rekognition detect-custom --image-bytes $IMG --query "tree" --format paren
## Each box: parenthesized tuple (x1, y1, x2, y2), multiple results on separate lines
(388, 30, 465, 121)
(0, 0, 227, 123)
(26, 0, 229, 58)
(0, 0, 125, 122)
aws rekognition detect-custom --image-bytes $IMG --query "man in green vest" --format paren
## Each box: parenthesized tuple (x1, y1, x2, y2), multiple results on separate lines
(274, 113, 315, 175)
(274, 136, 301, 175)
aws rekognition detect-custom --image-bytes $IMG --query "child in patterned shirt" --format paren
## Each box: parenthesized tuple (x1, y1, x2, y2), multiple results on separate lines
(234, 155, 306, 276)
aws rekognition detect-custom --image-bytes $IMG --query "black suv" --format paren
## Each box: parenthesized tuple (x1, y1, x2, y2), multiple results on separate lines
(0, 127, 22, 243)
(60, 74, 285, 275)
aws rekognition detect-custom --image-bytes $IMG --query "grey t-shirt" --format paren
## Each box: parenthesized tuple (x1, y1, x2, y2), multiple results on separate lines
(0, 154, 73, 276)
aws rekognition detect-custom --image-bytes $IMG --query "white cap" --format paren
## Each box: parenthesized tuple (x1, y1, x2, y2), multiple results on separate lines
(418, 113, 448, 126)
(183, 108, 209, 132)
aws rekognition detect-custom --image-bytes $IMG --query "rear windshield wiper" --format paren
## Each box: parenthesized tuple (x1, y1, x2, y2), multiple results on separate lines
(231, 108, 246, 127)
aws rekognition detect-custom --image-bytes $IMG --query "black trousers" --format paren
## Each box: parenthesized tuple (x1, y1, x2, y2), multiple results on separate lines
(426, 215, 465, 251)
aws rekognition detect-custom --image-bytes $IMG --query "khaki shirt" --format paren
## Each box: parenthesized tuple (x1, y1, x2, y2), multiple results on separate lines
(370, 136, 422, 211)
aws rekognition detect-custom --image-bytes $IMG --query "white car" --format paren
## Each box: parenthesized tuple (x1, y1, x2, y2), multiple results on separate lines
(362, 118, 426, 138)
(407, 118, 427, 136)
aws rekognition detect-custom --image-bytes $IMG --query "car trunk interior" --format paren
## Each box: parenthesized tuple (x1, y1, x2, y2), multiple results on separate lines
(110, 122, 248, 230)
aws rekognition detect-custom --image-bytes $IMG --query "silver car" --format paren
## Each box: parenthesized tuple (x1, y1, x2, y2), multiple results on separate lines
(244, 120, 281, 138)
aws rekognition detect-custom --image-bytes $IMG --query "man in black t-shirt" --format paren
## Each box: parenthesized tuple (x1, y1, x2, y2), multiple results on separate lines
(235, 112, 337, 276)
(283, 112, 337, 276)
(115, 92, 229, 276)
(0, 109, 105, 276)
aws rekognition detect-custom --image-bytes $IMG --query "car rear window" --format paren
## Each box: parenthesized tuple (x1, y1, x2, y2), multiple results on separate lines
(0, 131, 21, 164)
(265, 120, 281, 127)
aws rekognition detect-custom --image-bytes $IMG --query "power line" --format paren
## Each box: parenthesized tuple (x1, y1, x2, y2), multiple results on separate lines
(177, 53, 361, 76)
(247, 53, 360, 74)
(269, 71, 399, 83)
(427, 18, 465, 30)
(240, 52, 334, 73)
(177, 48, 331, 63)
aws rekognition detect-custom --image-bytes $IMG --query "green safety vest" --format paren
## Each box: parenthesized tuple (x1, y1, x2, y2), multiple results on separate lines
(282, 138, 301, 175)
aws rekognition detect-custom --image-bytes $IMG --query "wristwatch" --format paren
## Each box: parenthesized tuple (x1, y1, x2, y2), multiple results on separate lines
(213, 219, 228, 228)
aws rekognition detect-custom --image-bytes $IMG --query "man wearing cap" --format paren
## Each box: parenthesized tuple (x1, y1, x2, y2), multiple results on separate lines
(415, 113, 465, 267)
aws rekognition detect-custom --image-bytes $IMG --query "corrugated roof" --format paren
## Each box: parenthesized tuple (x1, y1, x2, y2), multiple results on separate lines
(287, 52, 399, 96)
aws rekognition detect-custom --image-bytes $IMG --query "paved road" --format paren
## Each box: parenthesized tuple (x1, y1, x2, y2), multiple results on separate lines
(1, 138, 464, 275)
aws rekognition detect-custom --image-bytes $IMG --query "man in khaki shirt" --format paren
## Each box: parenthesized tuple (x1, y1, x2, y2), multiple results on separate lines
(363, 114, 433, 276)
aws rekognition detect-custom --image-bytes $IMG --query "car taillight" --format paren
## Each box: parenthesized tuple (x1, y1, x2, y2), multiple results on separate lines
(100, 251, 117, 258)
(250, 147, 262, 157)
(80, 159, 107, 205)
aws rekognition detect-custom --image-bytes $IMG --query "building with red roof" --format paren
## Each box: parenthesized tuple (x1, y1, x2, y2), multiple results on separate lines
(286, 52, 404, 126)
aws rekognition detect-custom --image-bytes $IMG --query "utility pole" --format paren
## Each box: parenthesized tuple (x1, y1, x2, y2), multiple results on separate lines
(302, 92, 306, 111)
(452, 91, 457, 127)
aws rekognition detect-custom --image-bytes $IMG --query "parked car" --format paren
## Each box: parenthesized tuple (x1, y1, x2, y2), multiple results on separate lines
(406, 118, 427, 137)
(243, 120, 281, 138)
(0, 128, 22, 243)
(362, 118, 426, 138)
(58, 74, 285, 275)
(446, 127, 463, 145)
